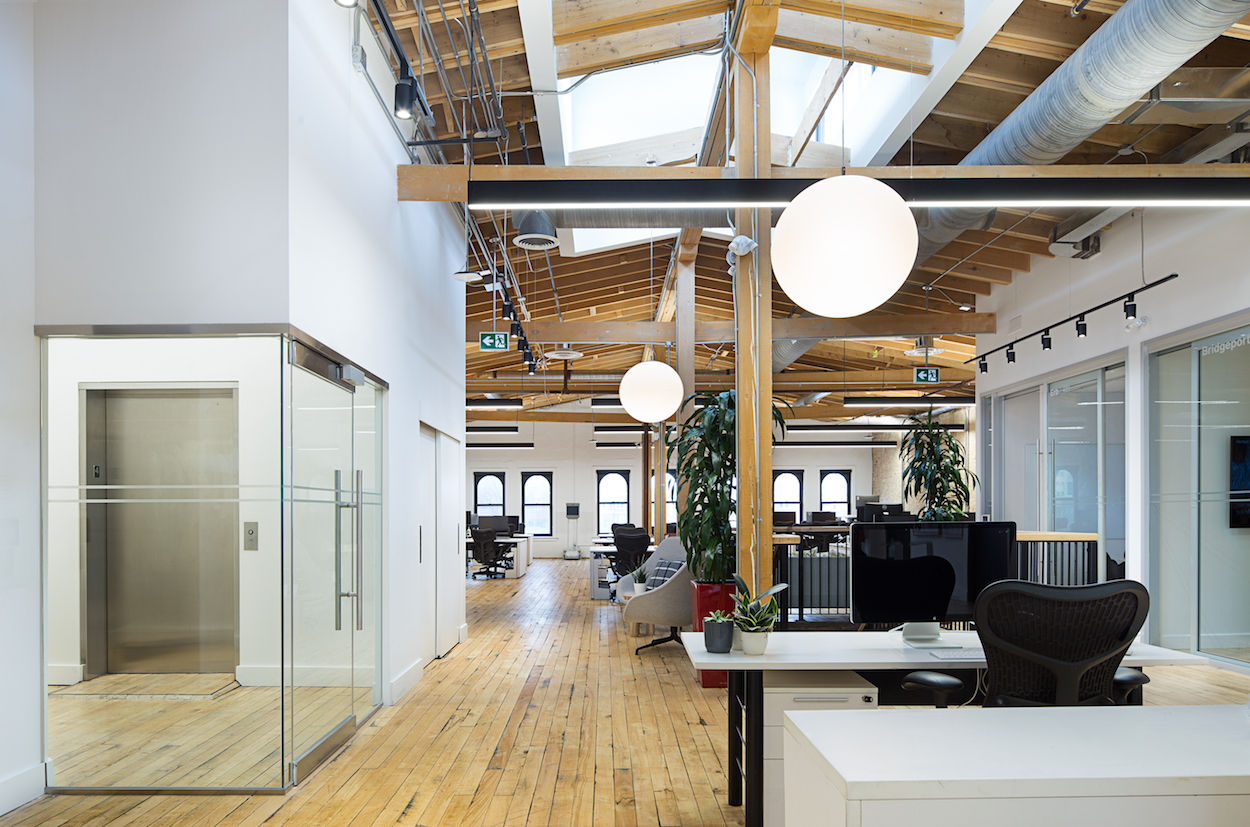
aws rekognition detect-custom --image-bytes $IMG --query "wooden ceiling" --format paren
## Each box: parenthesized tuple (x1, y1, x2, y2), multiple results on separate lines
(382, 0, 1250, 421)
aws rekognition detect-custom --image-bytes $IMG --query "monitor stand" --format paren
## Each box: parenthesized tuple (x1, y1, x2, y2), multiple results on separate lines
(900, 622, 962, 649)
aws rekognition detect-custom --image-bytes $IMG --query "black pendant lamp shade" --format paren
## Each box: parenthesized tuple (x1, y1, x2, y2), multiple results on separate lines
(394, 78, 415, 120)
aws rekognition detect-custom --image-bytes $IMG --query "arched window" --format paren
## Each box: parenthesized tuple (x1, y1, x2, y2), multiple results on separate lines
(820, 470, 852, 519)
(773, 471, 803, 523)
(474, 472, 504, 517)
(522, 472, 553, 536)
(597, 470, 630, 533)
(650, 471, 678, 527)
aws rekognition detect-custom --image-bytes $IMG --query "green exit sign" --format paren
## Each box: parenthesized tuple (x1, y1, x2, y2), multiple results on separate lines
(914, 367, 940, 384)
(479, 332, 509, 352)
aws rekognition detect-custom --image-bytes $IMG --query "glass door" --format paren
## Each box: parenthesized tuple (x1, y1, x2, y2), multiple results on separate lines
(283, 340, 383, 783)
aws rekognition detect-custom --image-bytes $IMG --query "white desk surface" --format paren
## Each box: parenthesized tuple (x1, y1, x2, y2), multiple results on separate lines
(784, 704, 1250, 801)
(683, 630, 1209, 671)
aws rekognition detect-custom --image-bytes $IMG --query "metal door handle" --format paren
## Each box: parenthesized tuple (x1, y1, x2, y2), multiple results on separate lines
(356, 469, 364, 631)
(791, 696, 850, 703)
(335, 470, 358, 631)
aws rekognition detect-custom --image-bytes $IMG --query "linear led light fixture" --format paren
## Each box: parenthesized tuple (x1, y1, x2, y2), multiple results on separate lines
(590, 397, 624, 408)
(776, 440, 899, 447)
(466, 178, 1250, 211)
(785, 423, 965, 433)
(594, 424, 650, 433)
(466, 398, 523, 410)
(467, 442, 535, 449)
(969, 273, 1178, 365)
(843, 396, 976, 408)
(594, 441, 640, 448)
(467, 425, 521, 433)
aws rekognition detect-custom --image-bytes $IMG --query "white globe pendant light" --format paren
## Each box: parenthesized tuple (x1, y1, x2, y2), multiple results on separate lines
(618, 361, 684, 423)
(772, 175, 918, 318)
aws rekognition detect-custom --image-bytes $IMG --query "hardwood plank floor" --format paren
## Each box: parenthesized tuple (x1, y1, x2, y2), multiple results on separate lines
(8, 559, 1250, 827)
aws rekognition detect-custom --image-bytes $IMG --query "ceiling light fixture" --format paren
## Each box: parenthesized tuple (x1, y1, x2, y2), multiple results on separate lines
(903, 336, 945, 358)
(590, 397, 624, 408)
(618, 361, 684, 423)
(510, 321, 522, 339)
(978, 357, 988, 374)
(393, 78, 415, 120)
(465, 398, 523, 410)
(333, 0, 359, 7)
(546, 345, 583, 360)
(1124, 294, 1137, 320)
(968, 273, 1177, 367)
(1006, 345, 1016, 364)
(593, 441, 641, 449)
(452, 259, 486, 283)
(501, 299, 514, 320)
(512, 210, 559, 250)
(843, 396, 976, 408)
(959, 302, 973, 312)
(772, 176, 918, 318)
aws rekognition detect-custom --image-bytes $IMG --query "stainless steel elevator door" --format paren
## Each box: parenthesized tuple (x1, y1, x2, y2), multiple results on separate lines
(100, 389, 239, 674)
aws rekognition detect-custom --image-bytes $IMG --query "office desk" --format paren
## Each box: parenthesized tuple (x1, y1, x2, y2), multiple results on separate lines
(784, 704, 1250, 827)
(496, 535, 531, 578)
(683, 630, 1208, 827)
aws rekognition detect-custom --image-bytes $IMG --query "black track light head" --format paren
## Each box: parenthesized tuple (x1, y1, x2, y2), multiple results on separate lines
(393, 78, 415, 120)
(516, 336, 528, 353)
(1076, 314, 1088, 338)
(501, 300, 514, 320)
(1041, 329, 1052, 351)
(510, 320, 522, 339)
(1124, 295, 1137, 320)
(978, 357, 988, 374)
(1006, 345, 1016, 364)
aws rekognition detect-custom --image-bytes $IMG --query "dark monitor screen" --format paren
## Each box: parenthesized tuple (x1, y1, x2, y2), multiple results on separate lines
(506, 514, 520, 532)
(809, 511, 841, 524)
(478, 515, 511, 534)
(773, 511, 797, 526)
(850, 521, 1018, 624)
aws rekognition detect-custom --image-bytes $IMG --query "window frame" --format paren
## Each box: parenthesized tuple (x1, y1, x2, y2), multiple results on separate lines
(772, 469, 804, 523)
(819, 469, 852, 518)
(521, 471, 554, 537)
(473, 471, 505, 517)
(650, 468, 678, 528)
(596, 469, 631, 534)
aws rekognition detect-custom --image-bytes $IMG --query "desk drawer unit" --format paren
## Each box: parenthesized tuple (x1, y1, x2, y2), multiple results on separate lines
(762, 671, 877, 827)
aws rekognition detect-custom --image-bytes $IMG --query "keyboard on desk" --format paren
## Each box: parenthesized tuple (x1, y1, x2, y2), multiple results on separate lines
(929, 648, 985, 660)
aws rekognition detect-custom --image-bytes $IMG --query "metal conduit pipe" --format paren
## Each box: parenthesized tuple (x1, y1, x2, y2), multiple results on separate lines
(914, 0, 1250, 264)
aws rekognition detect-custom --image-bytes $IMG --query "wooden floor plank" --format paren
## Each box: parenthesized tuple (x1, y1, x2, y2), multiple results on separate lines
(9, 559, 1250, 827)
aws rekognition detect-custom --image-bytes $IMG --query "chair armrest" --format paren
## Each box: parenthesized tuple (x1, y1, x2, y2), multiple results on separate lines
(623, 566, 693, 629)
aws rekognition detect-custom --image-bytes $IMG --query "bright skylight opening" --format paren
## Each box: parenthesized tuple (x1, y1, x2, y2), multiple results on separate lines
(768, 48, 833, 138)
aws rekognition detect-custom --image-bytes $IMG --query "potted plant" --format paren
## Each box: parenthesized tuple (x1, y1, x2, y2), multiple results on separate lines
(631, 566, 648, 597)
(733, 574, 787, 655)
(668, 390, 788, 684)
(899, 408, 980, 521)
(703, 609, 735, 654)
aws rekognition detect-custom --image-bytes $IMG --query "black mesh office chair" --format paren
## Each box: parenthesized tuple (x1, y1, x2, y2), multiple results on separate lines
(469, 529, 510, 579)
(975, 579, 1150, 706)
(608, 527, 651, 579)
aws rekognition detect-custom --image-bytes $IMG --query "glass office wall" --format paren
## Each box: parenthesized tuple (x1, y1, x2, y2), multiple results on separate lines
(1149, 324, 1250, 665)
(1046, 365, 1126, 578)
(44, 334, 384, 791)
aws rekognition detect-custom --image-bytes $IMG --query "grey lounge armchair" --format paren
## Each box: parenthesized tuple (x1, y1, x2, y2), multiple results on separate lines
(622, 537, 693, 655)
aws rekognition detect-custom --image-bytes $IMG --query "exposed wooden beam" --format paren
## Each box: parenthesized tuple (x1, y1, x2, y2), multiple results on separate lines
(781, 0, 963, 40)
(736, 0, 781, 54)
(1032, 0, 1250, 41)
(466, 312, 995, 343)
(774, 9, 933, 74)
(555, 14, 725, 78)
(791, 59, 851, 165)
(552, 0, 730, 45)
(568, 127, 705, 167)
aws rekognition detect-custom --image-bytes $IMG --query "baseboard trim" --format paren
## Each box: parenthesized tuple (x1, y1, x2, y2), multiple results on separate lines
(46, 663, 83, 686)
(0, 763, 48, 817)
(388, 658, 424, 705)
(459, 623, 469, 644)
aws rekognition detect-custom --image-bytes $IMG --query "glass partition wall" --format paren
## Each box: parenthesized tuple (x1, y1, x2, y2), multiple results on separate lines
(44, 334, 383, 792)
(1149, 324, 1250, 666)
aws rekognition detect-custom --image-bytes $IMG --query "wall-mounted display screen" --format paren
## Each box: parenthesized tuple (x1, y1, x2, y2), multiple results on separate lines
(1231, 436, 1250, 528)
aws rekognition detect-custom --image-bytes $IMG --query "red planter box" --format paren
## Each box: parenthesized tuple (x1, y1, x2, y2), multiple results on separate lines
(691, 581, 736, 689)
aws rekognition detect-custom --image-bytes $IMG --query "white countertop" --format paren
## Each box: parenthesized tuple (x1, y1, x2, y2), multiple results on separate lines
(683, 630, 1208, 671)
(784, 704, 1250, 801)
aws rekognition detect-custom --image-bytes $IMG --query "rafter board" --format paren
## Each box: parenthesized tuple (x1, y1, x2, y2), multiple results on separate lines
(551, 0, 731, 45)
(781, 0, 962, 39)
(773, 10, 934, 74)
(555, 14, 726, 78)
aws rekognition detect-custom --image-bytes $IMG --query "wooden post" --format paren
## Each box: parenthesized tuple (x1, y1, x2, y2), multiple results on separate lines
(675, 254, 696, 523)
(641, 426, 652, 535)
(733, 49, 774, 596)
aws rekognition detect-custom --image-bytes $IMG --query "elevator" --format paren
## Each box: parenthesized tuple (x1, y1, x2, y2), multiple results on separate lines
(82, 388, 240, 678)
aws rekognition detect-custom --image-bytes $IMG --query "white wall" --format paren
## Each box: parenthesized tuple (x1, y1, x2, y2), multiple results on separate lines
(466, 420, 881, 556)
(32, 0, 290, 326)
(286, 2, 466, 701)
(43, 337, 284, 686)
(0, 1, 53, 810)
(975, 206, 1250, 648)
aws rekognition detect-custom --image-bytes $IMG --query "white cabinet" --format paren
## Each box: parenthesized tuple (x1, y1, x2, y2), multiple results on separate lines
(763, 671, 876, 827)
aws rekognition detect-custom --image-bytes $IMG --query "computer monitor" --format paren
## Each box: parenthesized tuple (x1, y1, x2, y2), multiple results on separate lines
(467, 510, 478, 529)
(855, 495, 880, 508)
(478, 515, 510, 535)
(506, 514, 520, 534)
(809, 511, 841, 525)
(849, 521, 1018, 648)
(773, 511, 797, 527)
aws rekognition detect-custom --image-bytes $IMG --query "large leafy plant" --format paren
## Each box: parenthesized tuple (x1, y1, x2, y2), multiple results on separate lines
(899, 409, 979, 521)
(667, 390, 787, 583)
